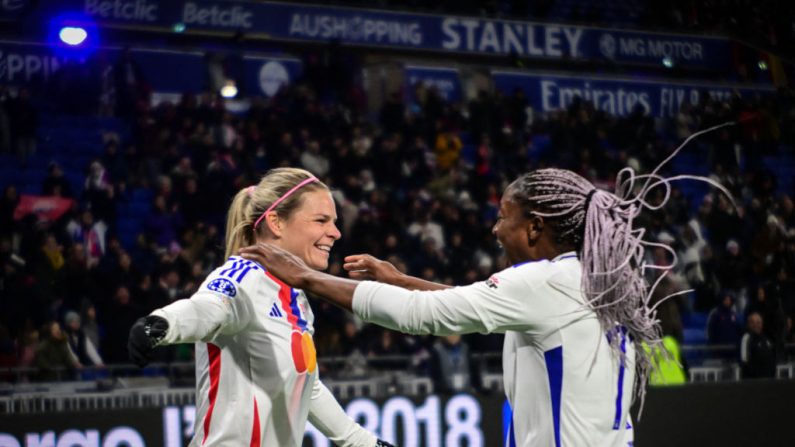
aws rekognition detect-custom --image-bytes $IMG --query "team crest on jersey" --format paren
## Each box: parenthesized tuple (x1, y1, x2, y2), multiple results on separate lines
(485, 275, 500, 289)
(207, 278, 237, 298)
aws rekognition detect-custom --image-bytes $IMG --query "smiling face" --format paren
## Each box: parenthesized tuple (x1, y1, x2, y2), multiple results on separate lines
(271, 189, 341, 271)
(492, 189, 534, 265)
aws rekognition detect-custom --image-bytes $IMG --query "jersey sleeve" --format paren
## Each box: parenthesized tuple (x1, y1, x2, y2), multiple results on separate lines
(151, 257, 261, 344)
(352, 263, 560, 335)
(308, 378, 377, 447)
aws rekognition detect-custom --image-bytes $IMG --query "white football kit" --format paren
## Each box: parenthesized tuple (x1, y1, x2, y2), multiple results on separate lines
(151, 256, 376, 447)
(353, 252, 635, 447)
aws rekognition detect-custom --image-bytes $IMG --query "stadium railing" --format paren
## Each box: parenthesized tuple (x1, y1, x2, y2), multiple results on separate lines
(3, 347, 794, 414)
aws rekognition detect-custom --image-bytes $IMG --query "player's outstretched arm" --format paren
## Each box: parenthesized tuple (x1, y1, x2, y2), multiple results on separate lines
(128, 284, 245, 367)
(308, 379, 396, 447)
(344, 254, 450, 291)
(240, 243, 359, 311)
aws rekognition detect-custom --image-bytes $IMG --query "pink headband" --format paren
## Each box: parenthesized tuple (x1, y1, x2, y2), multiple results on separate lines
(253, 177, 318, 229)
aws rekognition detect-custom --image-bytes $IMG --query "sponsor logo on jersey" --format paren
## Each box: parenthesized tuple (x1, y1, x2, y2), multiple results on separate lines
(485, 275, 500, 289)
(207, 278, 237, 298)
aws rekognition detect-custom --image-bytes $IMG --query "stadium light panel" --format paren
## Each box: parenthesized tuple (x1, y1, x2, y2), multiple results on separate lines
(59, 26, 88, 46)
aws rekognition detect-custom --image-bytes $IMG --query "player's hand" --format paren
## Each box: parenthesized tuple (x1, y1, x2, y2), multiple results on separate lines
(344, 254, 403, 284)
(240, 243, 313, 288)
(375, 440, 396, 447)
(128, 315, 169, 367)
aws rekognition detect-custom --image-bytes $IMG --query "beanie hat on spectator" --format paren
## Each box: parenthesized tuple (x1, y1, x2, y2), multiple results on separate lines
(657, 231, 676, 245)
(64, 311, 81, 326)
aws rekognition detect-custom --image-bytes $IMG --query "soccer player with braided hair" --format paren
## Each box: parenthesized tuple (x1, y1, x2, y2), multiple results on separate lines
(240, 125, 733, 446)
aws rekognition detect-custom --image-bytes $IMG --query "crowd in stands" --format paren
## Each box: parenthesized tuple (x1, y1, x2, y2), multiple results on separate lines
(1, 47, 795, 383)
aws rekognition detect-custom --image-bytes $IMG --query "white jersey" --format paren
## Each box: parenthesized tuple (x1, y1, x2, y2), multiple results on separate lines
(152, 256, 376, 447)
(353, 252, 635, 447)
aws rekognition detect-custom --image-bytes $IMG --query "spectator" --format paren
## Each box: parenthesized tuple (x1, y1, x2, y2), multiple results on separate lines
(339, 319, 364, 356)
(102, 286, 140, 363)
(84, 161, 115, 221)
(716, 239, 750, 312)
(740, 312, 776, 379)
(102, 139, 128, 185)
(746, 282, 788, 358)
(33, 234, 66, 310)
(114, 48, 146, 118)
(104, 250, 139, 291)
(430, 334, 475, 394)
(144, 195, 182, 248)
(7, 87, 37, 161)
(300, 139, 330, 178)
(81, 303, 101, 355)
(407, 210, 445, 250)
(34, 321, 80, 381)
(16, 325, 39, 369)
(66, 210, 108, 268)
(433, 126, 462, 171)
(63, 311, 104, 367)
(148, 268, 181, 311)
(368, 328, 403, 357)
(177, 176, 204, 225)
(61, 243, 99, 311)
(706, 291, 742, 345)
(42, 162, 73, 197)
(750, 215, 786, 276)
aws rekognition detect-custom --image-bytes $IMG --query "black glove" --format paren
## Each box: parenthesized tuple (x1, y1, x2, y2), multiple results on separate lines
(375, 440, 396, 447)
(128, 315, 169, 367)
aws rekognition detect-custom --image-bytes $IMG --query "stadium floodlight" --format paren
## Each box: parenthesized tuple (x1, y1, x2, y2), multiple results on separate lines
(220, 80, 238, 98)
(59, 26, 88, 46)
(662, 56, 674, 68)
(758, 60, 769, 71)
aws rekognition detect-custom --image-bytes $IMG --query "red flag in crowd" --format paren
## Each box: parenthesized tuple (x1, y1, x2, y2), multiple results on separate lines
(13, 195, 75, 223)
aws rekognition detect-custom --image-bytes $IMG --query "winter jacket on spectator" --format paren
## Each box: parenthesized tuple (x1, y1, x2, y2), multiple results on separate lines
(740, 313, 776, 379)
(707, 296, 742, 345)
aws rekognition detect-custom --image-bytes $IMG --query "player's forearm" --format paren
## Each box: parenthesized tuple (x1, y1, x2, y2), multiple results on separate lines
(390, 273, 451, 291)
(308, 381, 377, 447)
(352, 281, 481, 335)
(302, 270, 359, 311)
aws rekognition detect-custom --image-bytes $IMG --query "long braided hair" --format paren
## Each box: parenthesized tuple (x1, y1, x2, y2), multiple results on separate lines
(507, 123, 735, 410)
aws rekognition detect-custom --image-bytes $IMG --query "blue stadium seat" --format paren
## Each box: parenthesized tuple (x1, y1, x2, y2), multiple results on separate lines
(683, 311, 709, 330)
(0, 170, 23, 189)
(461, 143, 476, 165)
(683, 328, 707, 345)
(129, 202, 151, 216)
(529, 134, 551, 160)
(131, 188, 153, 203)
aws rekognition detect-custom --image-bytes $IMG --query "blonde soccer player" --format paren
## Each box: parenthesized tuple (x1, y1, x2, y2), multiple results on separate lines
(128, 168, 393, 447)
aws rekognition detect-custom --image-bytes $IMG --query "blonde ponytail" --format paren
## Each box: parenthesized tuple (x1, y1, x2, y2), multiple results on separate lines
(224, 188, 256, 259)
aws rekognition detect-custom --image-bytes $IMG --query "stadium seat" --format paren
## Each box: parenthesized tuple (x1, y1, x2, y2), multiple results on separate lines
(683, 328, 707, 345)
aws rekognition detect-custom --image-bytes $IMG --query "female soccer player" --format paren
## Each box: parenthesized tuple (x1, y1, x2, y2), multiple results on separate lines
(239, 127, 732, 446)
(127, 168, 392, 447)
